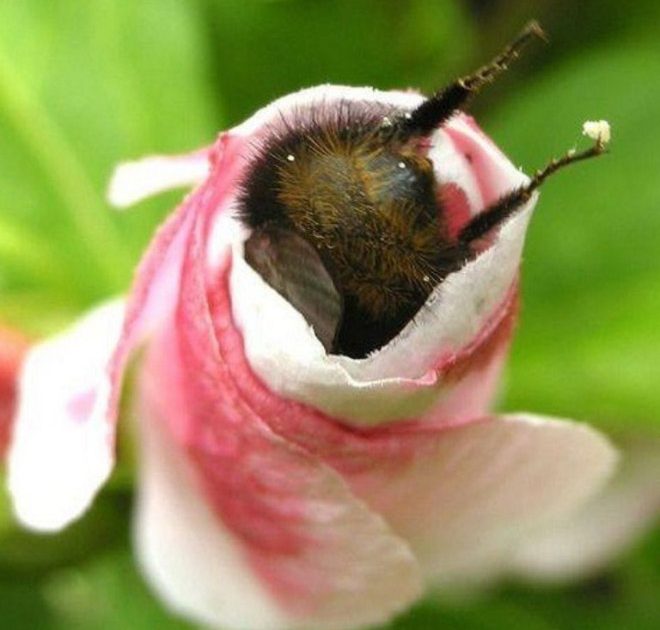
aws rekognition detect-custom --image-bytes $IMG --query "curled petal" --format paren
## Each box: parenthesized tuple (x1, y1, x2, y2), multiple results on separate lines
(107, 148, 211, 209)
(6, 133, 244, 532)
(7, 300, 124, 531)
(134, 210, 423, 629)
(349, 414, 618, 585)
(206, 294, 618, 587)
(136, 366, 423, 630)
(510, 436, 660, 583)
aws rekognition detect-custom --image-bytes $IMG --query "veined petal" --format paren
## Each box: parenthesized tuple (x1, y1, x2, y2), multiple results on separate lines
(357, 414, 618, 585)
(6, 133, 242, 532)
(136, 357, 422, 630)
(205, 296, 619, 588)
(134, 206, 423, 629)
(7, 300, 124, 531)
(107, 148, 211, 209)
(510, 435, 660, 583)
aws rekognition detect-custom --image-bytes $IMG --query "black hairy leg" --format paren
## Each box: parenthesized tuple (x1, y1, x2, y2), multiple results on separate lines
(395, 20, 546, 140)
(459, 137, 609, 246)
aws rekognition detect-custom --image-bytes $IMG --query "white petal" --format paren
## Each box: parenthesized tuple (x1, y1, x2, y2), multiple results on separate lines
(231, 84, 424, 138)
(107, 150, 210, 209)
(349, 414, 618, 586)
(134, 404, 421, 630)
(134, 408, 293, 630)
(510, 436, 659, 583)
(222, 87, 534, 427)
(7, 300, 125, 531)
(229, 205, 529, 426)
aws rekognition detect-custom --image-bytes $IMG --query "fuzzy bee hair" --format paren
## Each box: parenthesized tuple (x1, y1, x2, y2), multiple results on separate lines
(238, 22, 607, 358)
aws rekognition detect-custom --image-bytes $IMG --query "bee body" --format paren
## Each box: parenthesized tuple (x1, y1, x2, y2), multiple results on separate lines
(240, 103, 464, 357)
(239, 23, 604, 358)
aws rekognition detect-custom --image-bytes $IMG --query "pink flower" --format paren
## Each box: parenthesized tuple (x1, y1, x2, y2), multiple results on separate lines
(0, 324, 28, 458)
(7, 86, 620, 629)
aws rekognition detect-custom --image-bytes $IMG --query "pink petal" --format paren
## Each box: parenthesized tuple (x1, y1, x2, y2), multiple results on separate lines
(350, 414, 618, 584)
(7, 300, 124, 531)
(510, 435, 660, 583)
(134, 211, 423, 629)
(209, 283, 617, 584)
(0, 325, 29, 458)
(6, 134, 241, 531)
(107, 148, 211, 209)
(226, 105, 534, 425)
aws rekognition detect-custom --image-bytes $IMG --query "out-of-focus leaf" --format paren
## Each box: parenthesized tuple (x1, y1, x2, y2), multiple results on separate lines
(202, 0, 474, 124)
(44, 548, 191, 630)
(388, 528, 660, 630)
(480, 36, 660, 430)
(470, 0, 660, 69)
(0, 0, 219, 306)
(0, 485, 127, 575)
(0, 576, 54, 630)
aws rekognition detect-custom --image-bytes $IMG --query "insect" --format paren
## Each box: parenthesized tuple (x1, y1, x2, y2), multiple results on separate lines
(239, 21, 607, 359)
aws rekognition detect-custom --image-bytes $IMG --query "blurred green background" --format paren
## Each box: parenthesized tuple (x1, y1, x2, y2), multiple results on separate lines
(0, 0, 658, 628)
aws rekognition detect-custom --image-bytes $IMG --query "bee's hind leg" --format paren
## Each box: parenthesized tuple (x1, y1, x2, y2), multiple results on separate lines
(459, 133, 609, 246)
(398, 20, 546, 139)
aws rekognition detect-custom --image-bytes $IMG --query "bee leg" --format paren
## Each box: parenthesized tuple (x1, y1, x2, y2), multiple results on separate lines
(458, 137, 608, 246)
(398, 21, 546, 139)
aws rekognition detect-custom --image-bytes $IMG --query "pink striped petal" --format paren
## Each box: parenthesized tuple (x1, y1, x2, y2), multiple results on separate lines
(7, 300, 124, 531)
(5, 135, 241, 532)
(208, 277, 617, 585)
(134, 211, 422, 628)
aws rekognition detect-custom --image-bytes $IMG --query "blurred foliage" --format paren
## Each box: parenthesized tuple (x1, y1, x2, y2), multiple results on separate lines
(0, 0, 658, 628)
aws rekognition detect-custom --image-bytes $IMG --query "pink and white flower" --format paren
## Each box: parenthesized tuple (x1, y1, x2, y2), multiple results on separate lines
(6, 86, 622, 629)
(0, 324, 28, 459)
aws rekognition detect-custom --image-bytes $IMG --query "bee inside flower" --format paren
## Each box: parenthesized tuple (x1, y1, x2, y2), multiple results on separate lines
(238, 21, 608, 358)
(6, 18, 631, 630)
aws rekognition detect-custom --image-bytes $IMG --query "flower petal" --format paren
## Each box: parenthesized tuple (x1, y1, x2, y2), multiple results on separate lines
(0, 325, 29, 458)
(196, 277, 619, 588)
(510, 435, 660, 583)
(6, 134, 240, 532)
(222, 93, 534, 427)
(134, 203, 423, 629)
(136, 359, 422, 630)
(352, 414, 618, 585)
(7, 300, 124, 531)
(107, 148, 211, 209)
(208, 328, 618, 590)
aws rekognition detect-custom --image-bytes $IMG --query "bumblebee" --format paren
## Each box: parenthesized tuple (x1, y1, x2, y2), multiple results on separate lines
(240, 22, 606, 358)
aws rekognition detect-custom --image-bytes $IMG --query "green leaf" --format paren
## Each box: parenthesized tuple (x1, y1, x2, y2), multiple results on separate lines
(480, 36, 660, 430)
(44, 547, 192, 630)
(202, 0, 474, 125)
(0, 0, 219, 307)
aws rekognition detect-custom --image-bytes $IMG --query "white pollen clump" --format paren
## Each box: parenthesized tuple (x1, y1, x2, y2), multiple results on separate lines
(286, 154, 296, 162)
(582, 120, 611, 145)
